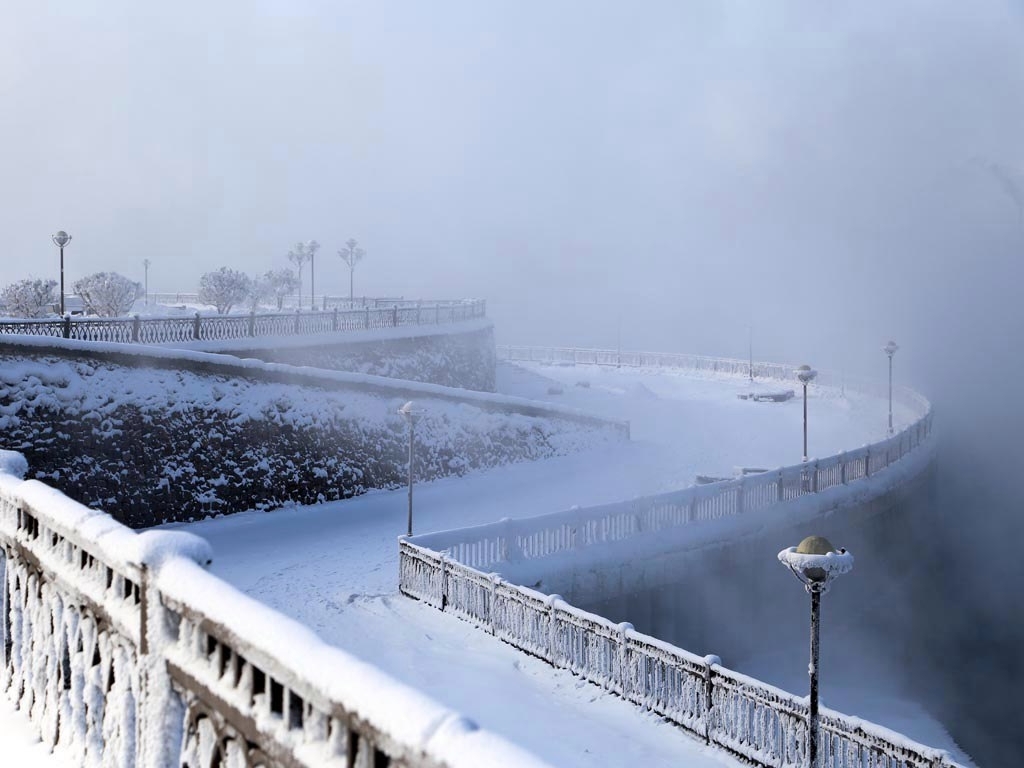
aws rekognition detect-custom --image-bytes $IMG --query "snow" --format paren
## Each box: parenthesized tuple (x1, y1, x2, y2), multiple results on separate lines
(161, 361, 959, 767)
(0, 693, 78, 768)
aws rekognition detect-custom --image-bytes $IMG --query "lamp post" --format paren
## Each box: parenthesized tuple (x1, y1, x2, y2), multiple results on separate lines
(778, 536, 854, 768)
(399, 401, 423, 536)
(307, 240, 320, 311)
(143, 258, 151, 306)
(795, 365, 818, 462)
(52, 230, 72, 315)
(883, 341, 898, 435)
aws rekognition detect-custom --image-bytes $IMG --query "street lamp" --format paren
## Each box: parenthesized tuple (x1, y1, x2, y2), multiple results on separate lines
(306, 240, 320, 311)
(778, 536, 854, 768)
(143, 258, 151, 306)
(52, 230, 72, 315)
(795, 365, 818, 462)
(399, 401, 423, 536)
(883, 341, 898, 435)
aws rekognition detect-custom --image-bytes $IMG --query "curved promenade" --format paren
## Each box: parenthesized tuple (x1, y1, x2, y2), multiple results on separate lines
(0, 331, 956, 768)
(400, 346, 955, 768)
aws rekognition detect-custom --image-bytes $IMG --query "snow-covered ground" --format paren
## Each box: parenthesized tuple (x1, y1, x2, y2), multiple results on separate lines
(1, 361, 961, 766)
(159, 362, 944, 767)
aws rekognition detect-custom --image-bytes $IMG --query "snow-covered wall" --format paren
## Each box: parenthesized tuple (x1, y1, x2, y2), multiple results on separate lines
(193, 319, 498, 391)
(0, 458, 552, 768)
(0, 337, 625, 527)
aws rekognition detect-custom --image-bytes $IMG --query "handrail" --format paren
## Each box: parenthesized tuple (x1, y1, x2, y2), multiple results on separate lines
(400, 346, 956, 768)
(0, 299, 487, 345)
(0, 455, 551, 768)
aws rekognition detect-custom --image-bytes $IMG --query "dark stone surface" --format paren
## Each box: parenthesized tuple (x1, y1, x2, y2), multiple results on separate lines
(215, 325, 498, 392)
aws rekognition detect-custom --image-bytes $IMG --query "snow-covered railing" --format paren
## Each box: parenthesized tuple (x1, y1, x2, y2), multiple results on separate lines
(399, 541, 962, 768)
(0, 298, 486, 345)
(400, 348, 955, 768)
(0, 453, 551, 768)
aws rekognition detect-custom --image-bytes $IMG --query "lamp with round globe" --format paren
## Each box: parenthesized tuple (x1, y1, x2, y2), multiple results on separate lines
(883, 341, 899, 435)
(778, 536, 854, 768)
(51, 230, 72, 315)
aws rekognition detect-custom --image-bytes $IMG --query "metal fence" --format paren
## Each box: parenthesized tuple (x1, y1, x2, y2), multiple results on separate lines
(0, 299, 486, 345)
(401, 347, 959, 768)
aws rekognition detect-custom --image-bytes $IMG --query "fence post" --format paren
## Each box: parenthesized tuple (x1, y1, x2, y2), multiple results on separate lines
(63, 315, 71, 339)
(840, 453, 847, 485)
(864, 446, 871, 478)
(546, 594, 563, 666)
(703, 654, 721, 744)
(365, 306, 370, 329)
(332, 306, 338, 332)
(488, 573, 500, 635)
(132, 314, 141, 343)
(293, 309, 300, 334)
(392, 305, 398, 327)
(417, 302, 422, 324)
(777, 470, 784, 503)
(192, 312, 201, 340)
(439, 554, 448, 611)
(736, 478, 745, 514)
(248, 310, 256, 337)
(812, 460, 820, 493)
(617, 622, 633, 696)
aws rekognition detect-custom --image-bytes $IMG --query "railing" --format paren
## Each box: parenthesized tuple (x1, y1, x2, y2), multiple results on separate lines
(0, 454, 550, 768)
(400, 542, 959, 768)
(0, 299, 487, 345)
(400, 347, 956, 768)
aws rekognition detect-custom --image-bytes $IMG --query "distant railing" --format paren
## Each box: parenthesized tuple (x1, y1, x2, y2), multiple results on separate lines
(0, 454, 550, 768)
(0, 299, 486, 345)
(401, 346, 957, 768)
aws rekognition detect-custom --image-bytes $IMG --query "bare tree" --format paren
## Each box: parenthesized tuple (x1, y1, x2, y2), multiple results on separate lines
(265, 268, 299, 310)
(198, 267, 252, 314)
(338, 238, 366, 303)
(1, 278, 58, 317)
(245, 274, 271, 312)
(74, 272, 143, 317)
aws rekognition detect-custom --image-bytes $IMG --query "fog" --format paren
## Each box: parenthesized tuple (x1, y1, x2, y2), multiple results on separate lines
(4, 1, 1024, 763)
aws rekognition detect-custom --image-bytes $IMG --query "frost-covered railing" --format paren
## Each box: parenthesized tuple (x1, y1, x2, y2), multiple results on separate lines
(498, 344, 800, 380)
(0, 453, 550, 768)
(400, 541, 963, 768)
(400, 347, 954, 768)
(0, 299, 486, 345)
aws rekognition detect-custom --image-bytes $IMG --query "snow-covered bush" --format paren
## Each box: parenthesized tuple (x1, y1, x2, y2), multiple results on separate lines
(1, 278, 58, 317)
(245, 274, 270, 311)
(198, 267, 252, 314)
(74, 272, 143, 317)
(264, 268, 299, 310)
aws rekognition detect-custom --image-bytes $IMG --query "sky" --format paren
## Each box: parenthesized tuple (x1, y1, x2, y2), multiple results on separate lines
(3, 1, 1024, 378)
(3, 4, 1024, 760)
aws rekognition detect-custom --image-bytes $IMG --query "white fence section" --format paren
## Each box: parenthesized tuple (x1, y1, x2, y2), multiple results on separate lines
(0, 454, 551, 768)
(400, 346, 958, 768)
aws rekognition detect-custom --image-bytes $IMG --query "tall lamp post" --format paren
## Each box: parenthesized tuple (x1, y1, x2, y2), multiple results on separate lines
(399, 401, 423, 536)
(778, 536, 854, 768)
(883, 341, 898, 435)
(306, 240, 320, 311)
(143, 258, 151, 306)
(795, 365, 818, 462)
(52, 230, 72, 315)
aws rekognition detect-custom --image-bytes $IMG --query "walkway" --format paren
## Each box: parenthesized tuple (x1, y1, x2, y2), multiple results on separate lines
(170, 362, 904, 767)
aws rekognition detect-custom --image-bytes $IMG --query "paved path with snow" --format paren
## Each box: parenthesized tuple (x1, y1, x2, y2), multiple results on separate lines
(168, 363, 903, 767)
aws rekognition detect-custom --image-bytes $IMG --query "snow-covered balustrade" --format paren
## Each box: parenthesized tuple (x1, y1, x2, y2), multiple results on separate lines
(0, 298, 486, 344)
(0, 453, 552, 768)
(401, 349, 955, 767)
(399, 542, 963, 768)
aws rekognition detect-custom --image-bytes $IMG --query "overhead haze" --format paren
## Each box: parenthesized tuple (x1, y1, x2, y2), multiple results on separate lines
(4, 3, 1024, 761)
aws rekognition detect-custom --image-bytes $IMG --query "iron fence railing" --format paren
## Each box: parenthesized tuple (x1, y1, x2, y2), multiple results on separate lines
(0, 299, 485, 345)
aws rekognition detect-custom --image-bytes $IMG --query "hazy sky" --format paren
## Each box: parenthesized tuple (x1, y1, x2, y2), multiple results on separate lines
(3, 1, 1024, 376)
